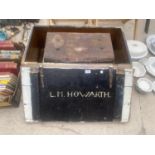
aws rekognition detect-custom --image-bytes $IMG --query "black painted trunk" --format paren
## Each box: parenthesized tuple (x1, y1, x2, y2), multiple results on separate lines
(38, 68, 116, 121)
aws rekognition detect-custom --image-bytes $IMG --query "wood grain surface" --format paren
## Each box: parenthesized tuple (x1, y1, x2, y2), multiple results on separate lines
(44, 32, 114, 63)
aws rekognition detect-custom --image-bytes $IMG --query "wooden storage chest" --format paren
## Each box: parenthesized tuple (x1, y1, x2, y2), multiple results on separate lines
(21, 25, 133, 122)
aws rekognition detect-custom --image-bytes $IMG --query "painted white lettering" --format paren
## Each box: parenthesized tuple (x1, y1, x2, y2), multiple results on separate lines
(103, 92, 111, 98)
(74, 91, 79, 97)
(49, 92, 56, 98)
(67, 91, 73, 97)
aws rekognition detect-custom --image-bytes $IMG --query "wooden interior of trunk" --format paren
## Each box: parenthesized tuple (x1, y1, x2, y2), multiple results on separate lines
(25, 26, 131, 64)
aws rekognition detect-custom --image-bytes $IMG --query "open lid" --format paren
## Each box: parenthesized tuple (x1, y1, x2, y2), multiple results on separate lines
(43, 32, 114, 63)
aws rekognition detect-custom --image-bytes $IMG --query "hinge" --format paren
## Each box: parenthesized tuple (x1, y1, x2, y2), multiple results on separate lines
(109, 67, 113, 89)
(30, 67, 39, 74)
(39, 67, 45, 88)
(116, 68, 125, 75)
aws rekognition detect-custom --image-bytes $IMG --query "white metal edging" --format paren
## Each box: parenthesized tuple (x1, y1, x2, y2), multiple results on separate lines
(21, 67, 33, 122)
(121, 69, 133, 123)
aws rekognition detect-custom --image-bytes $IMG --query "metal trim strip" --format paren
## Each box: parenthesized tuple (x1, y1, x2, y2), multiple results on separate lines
(121, 69, 133, 122)
(21, 67, 33, 122)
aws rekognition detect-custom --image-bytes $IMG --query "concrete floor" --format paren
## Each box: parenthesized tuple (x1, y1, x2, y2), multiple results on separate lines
(0, 19, 155, 134)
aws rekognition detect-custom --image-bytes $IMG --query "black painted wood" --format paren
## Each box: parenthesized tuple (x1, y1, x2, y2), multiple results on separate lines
(30, 72, 40, 120)
(39, 68, 116, 121)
